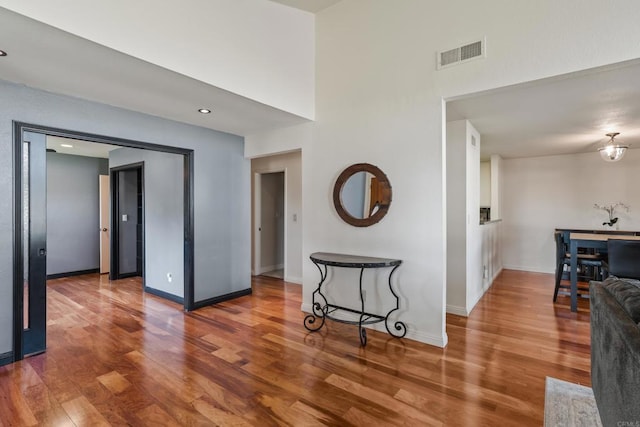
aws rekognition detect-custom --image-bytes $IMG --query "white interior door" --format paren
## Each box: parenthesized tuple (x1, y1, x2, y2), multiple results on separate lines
(253, 173, 261, 275)
(253, 170, 286, 277)
(259, 172, 285, 275)
(99, 174, 110, 274)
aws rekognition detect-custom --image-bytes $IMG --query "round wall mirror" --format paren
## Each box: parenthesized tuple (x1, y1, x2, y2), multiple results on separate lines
(333, 163, 392, 227)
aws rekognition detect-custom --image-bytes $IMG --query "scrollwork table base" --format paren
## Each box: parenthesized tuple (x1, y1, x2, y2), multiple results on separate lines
(304, 252, 406, 346)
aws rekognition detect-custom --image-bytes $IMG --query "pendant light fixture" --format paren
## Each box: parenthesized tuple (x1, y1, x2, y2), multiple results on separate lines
(598, 132, 628, 162)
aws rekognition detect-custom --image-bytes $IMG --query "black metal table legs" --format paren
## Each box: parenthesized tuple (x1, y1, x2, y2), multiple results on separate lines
(304, 261, 406, 346)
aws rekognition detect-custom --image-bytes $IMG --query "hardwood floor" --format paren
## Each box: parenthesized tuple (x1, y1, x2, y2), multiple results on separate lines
(1, 270, 592, 426)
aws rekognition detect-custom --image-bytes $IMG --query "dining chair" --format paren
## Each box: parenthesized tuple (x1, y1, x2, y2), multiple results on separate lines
(553, 231, 606, 301)
(604, 239, 640, 280)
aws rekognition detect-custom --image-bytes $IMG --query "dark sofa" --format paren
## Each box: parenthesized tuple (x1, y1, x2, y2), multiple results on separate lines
(590, 239, 640, 426)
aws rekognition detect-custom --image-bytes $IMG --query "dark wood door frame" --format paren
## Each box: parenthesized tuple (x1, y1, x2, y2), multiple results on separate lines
(110, 162, 145, 281)
(19, 131, 47, 358)
(12, 121, 195, 365)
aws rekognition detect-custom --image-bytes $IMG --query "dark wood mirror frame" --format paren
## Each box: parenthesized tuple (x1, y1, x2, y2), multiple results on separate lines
(333, 163, 392, 227)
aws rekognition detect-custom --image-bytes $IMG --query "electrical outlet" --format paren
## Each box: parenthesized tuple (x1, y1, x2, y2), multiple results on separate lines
(483, 266, 488, 279)
(167, 273, 172, 283)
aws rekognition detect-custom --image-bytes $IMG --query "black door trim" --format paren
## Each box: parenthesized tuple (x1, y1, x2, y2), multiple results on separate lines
(12, 121, 25, 363)
(110, 162, 145, 282)
(12, 121, 196, 363)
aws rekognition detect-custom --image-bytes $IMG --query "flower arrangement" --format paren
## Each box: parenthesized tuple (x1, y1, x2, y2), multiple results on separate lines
(593, 202, 630, 227)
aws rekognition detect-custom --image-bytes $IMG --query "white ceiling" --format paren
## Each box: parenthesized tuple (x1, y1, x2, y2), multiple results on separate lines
(268, 0, 342, 13)
(46, 135, 116, 158)
(0, 7, 309, 137)
(3, 4, 640, 160)
(447, 60, 640, 160)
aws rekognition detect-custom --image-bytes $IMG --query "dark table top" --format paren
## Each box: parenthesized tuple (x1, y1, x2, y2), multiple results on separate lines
(310, 252, 402, 268)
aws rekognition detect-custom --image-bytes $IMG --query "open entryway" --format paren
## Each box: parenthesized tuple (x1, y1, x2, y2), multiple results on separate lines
(99, 175, 110, 274)
(250, 150, 303, 285)
(13, 122, 194, 361)
(254, 171, 285, 279)
(110, 163, 145, 280)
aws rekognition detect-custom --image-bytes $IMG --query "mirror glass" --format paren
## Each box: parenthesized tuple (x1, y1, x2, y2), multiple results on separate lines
(341, 171, 375, 219)
(333, 163, 392, 227)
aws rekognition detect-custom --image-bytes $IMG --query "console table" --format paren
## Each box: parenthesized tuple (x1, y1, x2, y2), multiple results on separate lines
(304, 252, 406, 346)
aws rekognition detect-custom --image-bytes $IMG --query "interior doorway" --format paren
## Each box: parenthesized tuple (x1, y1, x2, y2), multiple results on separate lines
(254, 171, 285, 279)
(99, 175, 110, 274)
(13, 122, 195, 362)
(20, 131, 47, 357)
(110, 163, 145, 280)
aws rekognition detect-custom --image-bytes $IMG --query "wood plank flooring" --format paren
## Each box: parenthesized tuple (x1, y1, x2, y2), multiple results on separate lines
(0, 270, 592, 426)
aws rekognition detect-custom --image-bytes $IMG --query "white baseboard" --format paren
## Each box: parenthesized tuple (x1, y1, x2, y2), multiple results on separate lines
(257, 263, 284, 275)
(466, 266, 504, 316)
(301, 302, 313, 314)
(467, 292, 483, 316)
(502, 264, 553, 274)
(446, 304, 468, 316)
(490, 267, 503, 284)
(405, 329, 448, 348)
(300, 303, 448, 348)
(285, 275, 302, 284)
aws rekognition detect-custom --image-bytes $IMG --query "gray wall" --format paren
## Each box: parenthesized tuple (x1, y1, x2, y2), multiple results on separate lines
(46, 152, 108, 275)
(0, 79, 250, 356)
(110, 148, 184, 297)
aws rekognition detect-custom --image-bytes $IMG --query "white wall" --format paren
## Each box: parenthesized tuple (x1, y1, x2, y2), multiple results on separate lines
(480, 161, 491, 207)
(0, 0, 315, 119)
(502, 149, 640, 274)
(446, 121, 467, 314)
(465, 123, 482, 315)
(251, 151, 303, 284)
(245, 123, 312, 159)
(305, 0, 640, 347)
(446, 119, 486, 316)
(480, 220, 503, 295)
(490, 155, 503, 220)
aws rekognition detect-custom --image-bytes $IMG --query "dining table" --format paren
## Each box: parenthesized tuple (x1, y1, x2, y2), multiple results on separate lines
(569, 232, 640, 312)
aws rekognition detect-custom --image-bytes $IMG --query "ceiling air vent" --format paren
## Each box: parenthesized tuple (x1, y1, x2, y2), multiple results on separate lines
(437, 38, 486, 70)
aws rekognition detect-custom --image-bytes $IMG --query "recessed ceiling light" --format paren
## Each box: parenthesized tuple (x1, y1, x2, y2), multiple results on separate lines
(60, 143, 73, 148)
(0, 50, 7, 57)
(198, 108, 212, 114)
